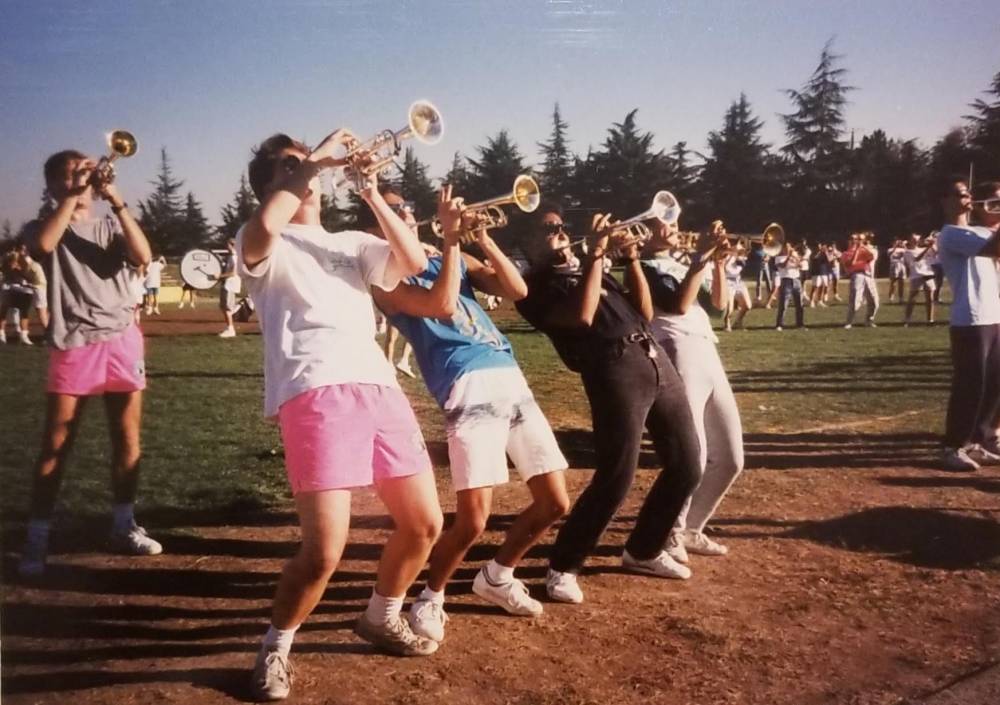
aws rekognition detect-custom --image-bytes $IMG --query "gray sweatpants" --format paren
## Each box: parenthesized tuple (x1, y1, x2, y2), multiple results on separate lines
(658, 333, 745, 533)
(846, 273, 879, 325)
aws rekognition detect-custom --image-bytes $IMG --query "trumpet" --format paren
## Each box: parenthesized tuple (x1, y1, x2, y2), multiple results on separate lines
(90, 129, 138, 188)
(712, 222, 785, 257)
(342, 100, 443, 189)
(419, 175, 540, 242)
(598, 191, 684, 257)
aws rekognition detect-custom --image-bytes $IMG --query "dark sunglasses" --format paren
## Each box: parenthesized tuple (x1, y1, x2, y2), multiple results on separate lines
(542, 222, 568, 235)
(279, 154, 303, 174)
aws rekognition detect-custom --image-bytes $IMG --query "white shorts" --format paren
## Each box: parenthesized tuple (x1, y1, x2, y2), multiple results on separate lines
(812, 274, 829, 288)
(910, 275, 937, 294)
(727, 279, 749, 303)
(890, 263, 907, 279)
(33, 287, 47, 309)
(443, 366, 567, 491)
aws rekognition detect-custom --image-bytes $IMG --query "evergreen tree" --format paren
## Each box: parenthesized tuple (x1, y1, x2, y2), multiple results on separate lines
(138, 148, 186, 253)
(177, 191, 213, 250)
(537, 103, 574, 206)
(780, 40, 855, 236)
(443, 151, 472, 195)
(465, 131, 530, 245)
(320, 192, 350, 232)
(851, 130, 930, 238)
(397, 146, 437, 219)
(37, 188, 56, 220)
(964, 70, 1000, 180)
(699, 94, 776, 231)
(218, 174, 258, 240)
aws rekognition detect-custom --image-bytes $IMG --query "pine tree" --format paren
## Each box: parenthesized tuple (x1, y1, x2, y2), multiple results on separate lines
(397, 147, 437, 219)
(964, 70, 1000, 180)
(177, 192, 213, 250)
(699, 94, 776, 231)
(138, 148, 186, 253)
(466, 130, 529, 202)
(218, 174, 258, 240)
(537, 103, 574, 206)
(37, 188, 56, 220)
(443, 151, 472, 195)
(583, 109, 668, 217)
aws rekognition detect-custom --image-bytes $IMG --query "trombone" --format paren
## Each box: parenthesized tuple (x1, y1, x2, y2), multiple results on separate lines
(341, 100, 443, 189)
(419, 175, 540, 242)
(90, 129, 138, 188)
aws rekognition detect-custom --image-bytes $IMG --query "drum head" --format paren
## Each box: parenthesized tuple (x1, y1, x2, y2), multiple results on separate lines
(180, 249, 222, 290)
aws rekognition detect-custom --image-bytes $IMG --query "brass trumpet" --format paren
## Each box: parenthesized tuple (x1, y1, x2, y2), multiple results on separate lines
(419, 175, 540, 242)
(90, 129, 138, 188)
(602, 190, 683, 256)
(342, 100, 443, 189)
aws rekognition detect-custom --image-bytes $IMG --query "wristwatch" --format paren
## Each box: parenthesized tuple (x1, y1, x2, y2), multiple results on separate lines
(111, 202, 128, 214)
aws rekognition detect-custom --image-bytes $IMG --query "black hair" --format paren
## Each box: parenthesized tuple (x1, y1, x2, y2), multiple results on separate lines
(247, 134, 310, 201)
(43, 149, 87, 186)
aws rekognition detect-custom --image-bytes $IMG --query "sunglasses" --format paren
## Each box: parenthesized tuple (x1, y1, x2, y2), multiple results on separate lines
(541, 222, 568, 235)
(388, 201, 415, 215)
(278, 154, 303, 174)
(972, 197, 1000, 213)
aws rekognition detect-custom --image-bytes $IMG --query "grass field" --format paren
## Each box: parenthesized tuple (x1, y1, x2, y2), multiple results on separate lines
(0, 279, 953, 523)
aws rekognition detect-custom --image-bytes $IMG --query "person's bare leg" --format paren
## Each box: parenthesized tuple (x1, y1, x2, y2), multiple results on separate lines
(29, 394, 88, 518)
(425, 487, 492, 591)
(373, 470, 442, 598)
(384, 325, 399, 363)
(926, 289, 936, 323)
(104, 391, 143, 505)
(494, 471, 569, 567)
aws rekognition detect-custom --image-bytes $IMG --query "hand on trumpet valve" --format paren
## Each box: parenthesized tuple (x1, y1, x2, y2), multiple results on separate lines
(587, 213, 614, 255)
(608, 230, 638, 260)
(436, 185, 465, 247)
(308, 128, 358, 170)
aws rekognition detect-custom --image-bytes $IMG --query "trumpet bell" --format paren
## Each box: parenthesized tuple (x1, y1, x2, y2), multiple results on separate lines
(107, 129, 138, 158)
(407, 100, 444, 145)
(651, 190, 681, 225)
(512, 175, 540, 213)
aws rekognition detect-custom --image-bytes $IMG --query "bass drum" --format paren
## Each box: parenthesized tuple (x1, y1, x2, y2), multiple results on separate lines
(179, 249, 223, 290)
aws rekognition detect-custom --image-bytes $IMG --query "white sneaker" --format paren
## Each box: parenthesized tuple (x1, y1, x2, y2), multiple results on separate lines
(144, 306, 152, 316)
(546, 568, 583, 604)
(395, 362, 416, 379)
(472, 568, 543, 616)
(942, 448, 979, 473)
(19, 331, 33, 345)
(775, 326, 783, 332)
(665, 531, 689, 564)
(250, 649, 294, 701)
(622, 549, 692, 580)
(866, 320, 877, 328)
(219, 327, 237, 338)
(682, 530, 729, 556)
(408, 598, 449, 642)
(109, 524, 163, 555)
(843, 323, 852, 329)
(177, 302, 185, 309)
(153, 307, 161, 315)
(966, 444, 1000, 467)
(354, 613, 438, 656)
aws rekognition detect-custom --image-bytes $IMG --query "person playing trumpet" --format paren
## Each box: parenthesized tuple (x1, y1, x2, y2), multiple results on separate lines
(640, 219, 745, 562)
(370, 185, 570, 644)
(515, 203, 701, 603)
(774, 240, 806, 330)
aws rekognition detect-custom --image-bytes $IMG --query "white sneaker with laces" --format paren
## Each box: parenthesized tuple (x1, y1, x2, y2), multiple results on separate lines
(354, 613, 438, 656)
(546, 568, 583, 604)
(682, 530, 729, 556)
(622, 549, 692, 580)
(665, 531, 689, 564)
(219, 327, 237, 338)
(966, 444, 1000, 467)
(250, 649, 294, 701)
(472, 568, 543, 616)
(109, 524, 163, 556)
(408, 598, 449, 642)
(942, 447, 979, 472)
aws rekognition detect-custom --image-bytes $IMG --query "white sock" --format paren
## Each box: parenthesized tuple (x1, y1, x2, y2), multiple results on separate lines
(419, 586, 445, 604)
(365, 589, 404, 626)
(111, 503, 135, 534)
(25, 518, 51, 549)
(485, 559, 515, 584)
(261, 624, 298, 658)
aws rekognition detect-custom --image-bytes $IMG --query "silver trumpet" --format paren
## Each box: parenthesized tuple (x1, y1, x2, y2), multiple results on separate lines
(341, 100, 443, 190)
(418, 175, 540, 243)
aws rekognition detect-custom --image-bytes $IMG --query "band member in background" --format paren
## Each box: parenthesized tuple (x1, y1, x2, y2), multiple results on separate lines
(640, 220, 744, 563)
(238, 131, 443, 700)
(1, 249, 36, 344)
(887, 238, 907, 303)
(18, 149, 159, 579)
(754, 247, 773, 304)
(722, 241, 752, 331)
(827, 241, 843, 303)
(372, 186, 569, 644)
(216, 238, 241, 338)
(808, 242, 832, 308)
(842, 232, 879, 329)
(515, 203, 700, 604)
(143, 254, 166, 315)
(903, 233, 938, 326)
(937, 180, 1000, 472)
(774, 241, 805, 330)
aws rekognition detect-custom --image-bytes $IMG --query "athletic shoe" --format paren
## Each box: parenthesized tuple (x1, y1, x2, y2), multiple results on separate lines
(775, 326, 783, 331)
(546, 568, 583, 604)
(942, 448, 979, 473)
(144, 306, 152, 316)
(665, 531, 689, 564)
(682, 530, 729, 556)
(177, 302, 185, 309)
(19, 331, 33, 345)
(966, 444, 1000, 467)
(250, 649, 293, 701)
(979, 438, 1000, 457)
(408, 598, 449, 642)
(219, 328, 237, 338)
(843, 324, 852, 330)
(472, 568, 543, 616)
(621, 549, 692, 580)
(153, 307, 161, 315)
(109, 524, 163, 556)
(353, 613, 438, 656)
(866, 321, 877, 328)
(395, 362, 416, 379)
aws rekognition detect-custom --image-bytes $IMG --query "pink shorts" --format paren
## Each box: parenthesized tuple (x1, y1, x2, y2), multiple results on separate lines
(278, 384, 432, 494)
(47, 325, 146, 396)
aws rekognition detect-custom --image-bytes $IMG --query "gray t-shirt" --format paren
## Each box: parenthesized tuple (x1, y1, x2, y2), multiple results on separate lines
(26, 216, 137, 350)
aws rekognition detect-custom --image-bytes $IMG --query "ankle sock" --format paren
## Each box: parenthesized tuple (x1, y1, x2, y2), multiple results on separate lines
(365, 589, 404, 626)
(418, 585, 445, 604)
(261, 624, 298, 659)
(485, 559, 515, 584)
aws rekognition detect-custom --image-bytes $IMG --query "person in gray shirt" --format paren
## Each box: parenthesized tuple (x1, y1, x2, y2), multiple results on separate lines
(18, 148, 162, 578)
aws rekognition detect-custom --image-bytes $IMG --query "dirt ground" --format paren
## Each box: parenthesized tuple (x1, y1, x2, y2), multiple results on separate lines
(3, 311, 1000, 704)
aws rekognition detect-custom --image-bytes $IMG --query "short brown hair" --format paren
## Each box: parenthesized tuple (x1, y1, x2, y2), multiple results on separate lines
(247, 134, 310, 201)
(43, 149, 87, 186)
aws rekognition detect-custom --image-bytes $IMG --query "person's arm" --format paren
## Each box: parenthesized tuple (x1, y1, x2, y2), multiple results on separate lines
(98, 182, 151, 267)
(532, 214, 612, 328)
(710, 258, 727, 311)
(34, 160, 97, 255)
(364, 184, 427, 283)
(464, 230, 528, 301)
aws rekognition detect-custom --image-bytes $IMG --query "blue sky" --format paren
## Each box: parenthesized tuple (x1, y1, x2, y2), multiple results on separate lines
(1, 0, 998, 228)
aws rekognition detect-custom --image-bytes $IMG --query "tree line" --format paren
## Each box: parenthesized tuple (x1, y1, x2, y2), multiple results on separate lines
(4, 41, 998, 255)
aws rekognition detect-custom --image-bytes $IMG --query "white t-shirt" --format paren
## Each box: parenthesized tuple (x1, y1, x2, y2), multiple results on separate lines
(237, 223, 402, 417)
(865, 245, 878, 276)
(905, 248, 936, 279)
(221, 252, 243, 293)
(144, 260, 165, 288)
(938, 225, 1000, 327)
(775, 254, 800, 279)
(644, 256, 718, 344)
